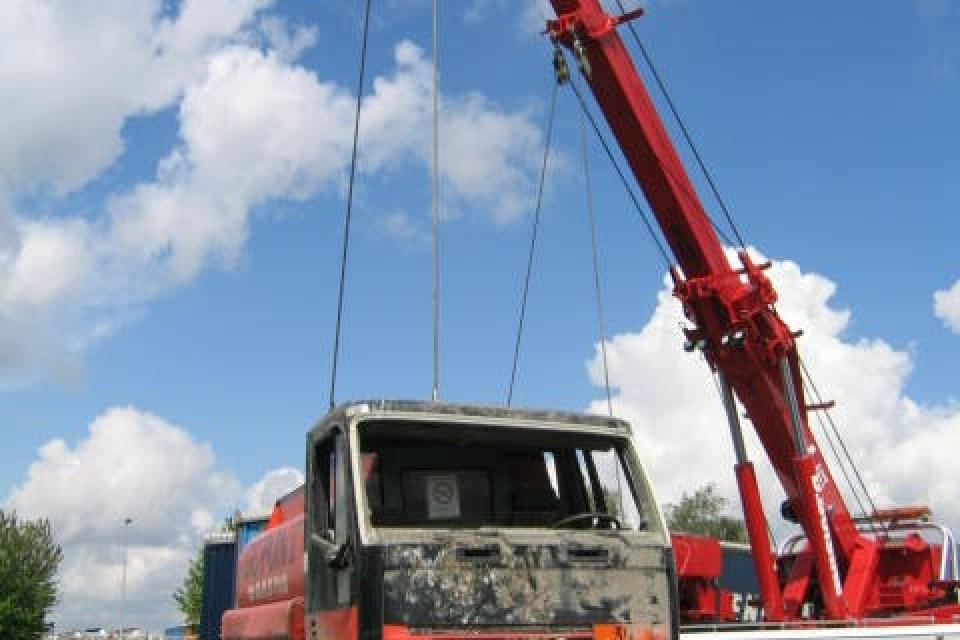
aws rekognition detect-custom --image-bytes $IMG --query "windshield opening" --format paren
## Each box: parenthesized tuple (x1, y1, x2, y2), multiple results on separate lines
(357, 419, 652, 531)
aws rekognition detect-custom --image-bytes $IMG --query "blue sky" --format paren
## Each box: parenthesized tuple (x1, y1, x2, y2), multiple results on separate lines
(1, 0, 958, 630)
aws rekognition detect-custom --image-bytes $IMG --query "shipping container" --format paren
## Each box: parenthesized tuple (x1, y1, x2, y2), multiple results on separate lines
(719, 542, 761, 622)
(199, 532, 236, 640)
(718, 542, 759, 594)
(234, 515, 268, 553)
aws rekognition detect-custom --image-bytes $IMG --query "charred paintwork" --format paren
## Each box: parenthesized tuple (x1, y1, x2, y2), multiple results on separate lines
(380, 533, 672, 628)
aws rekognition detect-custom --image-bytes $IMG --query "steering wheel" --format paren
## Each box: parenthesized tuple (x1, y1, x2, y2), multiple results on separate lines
(550, 512, 622, 530)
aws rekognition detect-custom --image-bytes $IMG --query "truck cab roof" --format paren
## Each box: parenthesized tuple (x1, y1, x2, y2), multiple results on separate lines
(309, 400, 632, 442)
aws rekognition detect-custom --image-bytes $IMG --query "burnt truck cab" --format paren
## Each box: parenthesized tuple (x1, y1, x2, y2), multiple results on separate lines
(305, 401, 677, 640)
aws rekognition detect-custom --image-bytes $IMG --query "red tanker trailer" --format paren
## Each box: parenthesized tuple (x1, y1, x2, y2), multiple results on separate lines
(222, 487, 307, 639)
(219, 401, 677, 640)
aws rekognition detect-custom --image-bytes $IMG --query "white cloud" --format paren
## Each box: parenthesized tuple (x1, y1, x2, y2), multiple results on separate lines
(257, 15, 319, 63)
(245, 467, 304, 517)
(934, 279, 960, 334)
(377, 211, 431, 248)
(101, 39, 543, 282)
(915, 0, 959, 78)
(3, 218, 95, 309)
(0, 9, 547, 386)
(463, 0, 554, 32)
(0, 0, 272, 196)
(441, 93, 545, 224)
(4, 407, 239, 630)
(464, 0, 499, 23)
(3, 406, 305, 631)
(106, 45, 356, 284)
(0, 0, 273, 387)
(588, 251, 960, 544)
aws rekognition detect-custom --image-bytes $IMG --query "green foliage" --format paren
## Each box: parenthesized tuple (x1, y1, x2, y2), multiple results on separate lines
(665, 483, 748, 543)
(173, 517, 235, 626)
(0, 510, 63, 639)
(172, 548, 203, 626)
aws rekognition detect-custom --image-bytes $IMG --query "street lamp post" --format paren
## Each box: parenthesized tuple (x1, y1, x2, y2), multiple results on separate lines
(120, 517, 133, 640)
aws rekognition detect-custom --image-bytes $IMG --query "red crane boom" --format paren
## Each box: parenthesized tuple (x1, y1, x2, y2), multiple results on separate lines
(547, 0, 959, 622)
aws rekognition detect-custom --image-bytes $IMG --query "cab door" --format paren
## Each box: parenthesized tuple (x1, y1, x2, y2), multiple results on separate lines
(306, 427, 357, 640)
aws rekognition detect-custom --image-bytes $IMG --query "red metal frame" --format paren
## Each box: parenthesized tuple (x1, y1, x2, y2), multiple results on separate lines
(547, 0, 959, 623)
(671, 533, 737, 623)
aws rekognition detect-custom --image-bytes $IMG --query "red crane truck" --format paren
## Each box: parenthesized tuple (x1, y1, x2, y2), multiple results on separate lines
(546, 0, 960, 626)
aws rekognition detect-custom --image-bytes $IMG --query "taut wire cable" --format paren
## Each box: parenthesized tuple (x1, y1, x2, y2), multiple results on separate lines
(328, 0, 372, 410)
(507, 83, 560, 407)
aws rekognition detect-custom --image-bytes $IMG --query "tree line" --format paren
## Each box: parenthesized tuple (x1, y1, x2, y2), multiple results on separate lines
(0, 510, 62, 639)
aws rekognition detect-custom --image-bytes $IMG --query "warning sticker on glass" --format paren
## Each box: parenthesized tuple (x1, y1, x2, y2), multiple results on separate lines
(426, 474, 460, 520)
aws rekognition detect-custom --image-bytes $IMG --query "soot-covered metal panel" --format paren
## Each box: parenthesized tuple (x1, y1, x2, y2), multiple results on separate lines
(380, 536, 671, 629)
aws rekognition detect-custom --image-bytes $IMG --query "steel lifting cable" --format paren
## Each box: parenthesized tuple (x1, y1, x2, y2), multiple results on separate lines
(328, 0, 372, 411)
(567, 78, 673, 269)
(799, 357, 888, 539)
(800, 357, 880, 512)
(800, 367, 872, 511)
(612, 0, 747, 251)
(566, 72, 740, 258)
(507, 83, 560, 408)
(811, 404, 868, 514)
(595, 15, 856, 522)
(594, 10, 880, 534)
(580, 105, 614, 417)
(801, 375, 884, 541)
(807, 393, 880, 537)
(431, 0, 440, 402)
(564, 43, 775, 547)
(593, 6, 882, 546)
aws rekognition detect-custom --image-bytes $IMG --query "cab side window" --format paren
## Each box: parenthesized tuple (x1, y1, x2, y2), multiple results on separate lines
(308, 429, 352, 613)
(314, 437, 337, 540)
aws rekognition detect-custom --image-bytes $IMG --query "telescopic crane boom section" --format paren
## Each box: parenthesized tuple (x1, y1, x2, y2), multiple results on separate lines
(547, 0, 960, 623)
